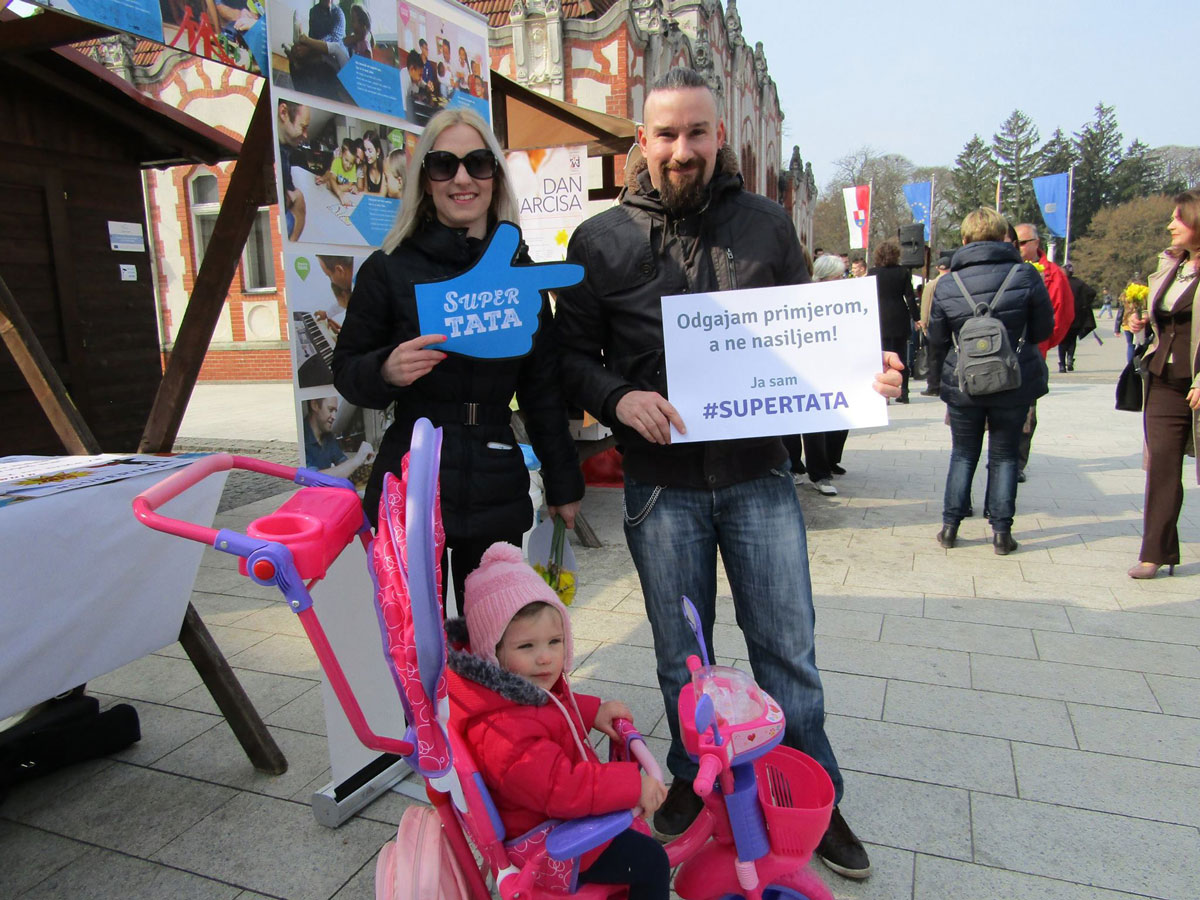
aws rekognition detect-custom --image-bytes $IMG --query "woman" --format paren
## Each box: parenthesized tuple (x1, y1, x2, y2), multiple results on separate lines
(1127, 190, 1200, 579)
(360, 130, 385, 195)
(927, 208, 1053, 554)
(869, 239, 919, 403)
(332, 108, 584, 613)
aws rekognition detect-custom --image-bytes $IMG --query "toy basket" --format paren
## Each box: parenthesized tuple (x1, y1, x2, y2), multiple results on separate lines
(754, 746, 835, 859)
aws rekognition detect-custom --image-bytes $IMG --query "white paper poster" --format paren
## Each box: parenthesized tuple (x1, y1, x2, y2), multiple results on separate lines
(506, 146, 587, 262)
(662, 277, 888, 444)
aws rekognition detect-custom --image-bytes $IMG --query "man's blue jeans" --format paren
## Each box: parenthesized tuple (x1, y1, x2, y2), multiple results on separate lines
(623, 470, 843, 804)
(943, 403, 1029, 532)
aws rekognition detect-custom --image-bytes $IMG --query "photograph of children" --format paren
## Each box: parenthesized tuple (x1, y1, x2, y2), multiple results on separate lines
(160, 0, 267, 73)
(298, 393, 377, 488)
(394, 12, 491, 125)
(274, 100, 412, 246)
(268, 0, 401, 117)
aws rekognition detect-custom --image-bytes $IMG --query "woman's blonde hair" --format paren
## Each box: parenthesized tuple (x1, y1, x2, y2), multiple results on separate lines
(380, 109, 519, 254)
(960, 207, 1008, 244)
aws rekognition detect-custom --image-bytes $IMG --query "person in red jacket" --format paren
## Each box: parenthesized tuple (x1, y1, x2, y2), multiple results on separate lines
(448, 542, 669, 899)
(1015, 223, 1075, 480)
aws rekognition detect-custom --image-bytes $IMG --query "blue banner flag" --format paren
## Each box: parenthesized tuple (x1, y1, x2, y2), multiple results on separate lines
(902, 181, 932, 241)
(1032, 172, 1071, 238)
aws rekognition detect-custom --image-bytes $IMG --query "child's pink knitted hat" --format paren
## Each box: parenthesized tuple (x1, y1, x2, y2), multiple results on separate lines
(464, 542, 573, 670)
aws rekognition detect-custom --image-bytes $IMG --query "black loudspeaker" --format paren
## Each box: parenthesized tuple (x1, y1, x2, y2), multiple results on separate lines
(898, 224, 926, 267)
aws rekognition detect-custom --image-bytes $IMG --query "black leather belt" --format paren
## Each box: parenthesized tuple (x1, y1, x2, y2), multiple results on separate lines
(398, 400, 512, 426)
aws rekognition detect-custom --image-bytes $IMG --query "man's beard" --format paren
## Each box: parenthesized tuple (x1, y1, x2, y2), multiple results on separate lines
(658, 162, 707, 216)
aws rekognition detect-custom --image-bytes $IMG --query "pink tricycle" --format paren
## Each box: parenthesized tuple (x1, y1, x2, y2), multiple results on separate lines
(132, 420, 834, 900)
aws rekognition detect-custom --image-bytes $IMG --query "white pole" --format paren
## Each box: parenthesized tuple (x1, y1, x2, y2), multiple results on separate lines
(866, 179, 874, 258)
(995, 172, 1003, 212)
(1064, 165, 1075, 264)
(930, 174, 937, 249)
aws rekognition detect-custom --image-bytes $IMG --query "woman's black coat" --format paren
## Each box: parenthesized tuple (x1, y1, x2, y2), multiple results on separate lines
(926, 241, 1055, 408)
(869, 265, 919, 340)
(331, 218, 583, 536)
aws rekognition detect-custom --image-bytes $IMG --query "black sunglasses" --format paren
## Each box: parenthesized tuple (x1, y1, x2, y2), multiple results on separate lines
(423, 149, 498, 182)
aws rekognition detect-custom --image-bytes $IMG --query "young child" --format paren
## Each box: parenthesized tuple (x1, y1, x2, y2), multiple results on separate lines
(325, 139, 359, 206)
(447, 542, 670, 900)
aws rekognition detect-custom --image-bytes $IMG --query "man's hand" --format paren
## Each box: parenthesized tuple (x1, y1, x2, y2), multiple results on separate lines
(1188, 387, 1200, 411)
(873, 351, 904, 399)
(353, 441, 376, 467)
(381, 334, 448, 386)
(615, 391, 686, 445)
(593, 700, 632, 740)
(547, 500, 582, 530)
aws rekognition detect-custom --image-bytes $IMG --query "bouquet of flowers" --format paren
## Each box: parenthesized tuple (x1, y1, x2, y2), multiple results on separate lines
(1123, 282, 1149, 308)
(530, 515, 576, 605)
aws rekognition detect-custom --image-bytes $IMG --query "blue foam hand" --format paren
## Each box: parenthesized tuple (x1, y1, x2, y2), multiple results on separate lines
(414, 222, 584, 359)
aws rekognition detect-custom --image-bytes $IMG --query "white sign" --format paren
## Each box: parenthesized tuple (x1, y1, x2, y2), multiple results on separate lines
(662, 278, 888, 444)
(107, 220, 145, 252)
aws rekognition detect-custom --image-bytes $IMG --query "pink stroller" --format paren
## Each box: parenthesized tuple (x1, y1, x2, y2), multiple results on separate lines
(134, 418, 836, 900)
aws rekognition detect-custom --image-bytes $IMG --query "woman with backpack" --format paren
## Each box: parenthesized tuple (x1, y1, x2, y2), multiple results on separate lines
(926, 208, 1054, 554)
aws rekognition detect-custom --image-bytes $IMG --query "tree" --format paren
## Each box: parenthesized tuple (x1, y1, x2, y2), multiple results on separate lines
(1069, 194, 1173, 296)
(1113, 139, 1165, 203)
(1152, 145, 1200, 192)
(993, 110, 1041, 223)
(944, 135, 998, 242)
(1072, 102, 1123, 237)
(1039, 127, 1077, 177)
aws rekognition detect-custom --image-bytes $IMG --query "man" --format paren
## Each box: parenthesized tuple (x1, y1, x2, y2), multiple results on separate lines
(918, 253, 952, 395)
(1014, 224, 1074, 481)
(418, 38, 441, 98)
(850, 256, 867, 278)
(555, 68, 901, 881)
(277, 100, 311, 241)
(303, 396, 374, 478)
(1060, 262, 1098, 371)
(289, 0, 346, 78)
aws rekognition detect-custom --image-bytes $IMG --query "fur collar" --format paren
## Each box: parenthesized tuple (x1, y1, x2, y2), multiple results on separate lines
(445, 617, 549, 707)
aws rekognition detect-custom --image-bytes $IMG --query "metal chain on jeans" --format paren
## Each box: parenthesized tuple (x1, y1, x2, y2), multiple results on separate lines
(622, 485, 664, 527)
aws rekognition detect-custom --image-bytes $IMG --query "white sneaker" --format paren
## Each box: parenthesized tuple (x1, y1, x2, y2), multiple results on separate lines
(810, 478, 838, 496)
(791, 472, 804, 486)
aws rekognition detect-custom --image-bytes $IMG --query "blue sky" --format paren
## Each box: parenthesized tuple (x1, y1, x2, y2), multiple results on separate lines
(735, 0, 1180, 189)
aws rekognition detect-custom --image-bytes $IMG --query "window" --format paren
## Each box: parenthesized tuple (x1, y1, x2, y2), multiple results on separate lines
(189, 172, 276, 293)
(242, 208, 276, 291)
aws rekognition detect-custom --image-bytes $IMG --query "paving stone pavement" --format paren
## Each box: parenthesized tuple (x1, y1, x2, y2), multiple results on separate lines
(5, 334, 1199, 899)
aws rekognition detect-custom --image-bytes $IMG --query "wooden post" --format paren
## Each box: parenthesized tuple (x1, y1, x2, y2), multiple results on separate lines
(139, 86, 275, 453)
(179, 605, 288, 774)
(0, 270, 101, 455)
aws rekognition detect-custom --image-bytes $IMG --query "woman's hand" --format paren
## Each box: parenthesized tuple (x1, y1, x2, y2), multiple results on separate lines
(593, 700, 632, 740)
(1188, 387, 1200, 411)
(381, 334, 448, 386)
(1129, 311, 1147, 333)
(547, 500, 582, 530)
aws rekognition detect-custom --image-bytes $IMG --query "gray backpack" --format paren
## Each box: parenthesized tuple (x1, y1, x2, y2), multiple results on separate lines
(951, 266, 1024, 397)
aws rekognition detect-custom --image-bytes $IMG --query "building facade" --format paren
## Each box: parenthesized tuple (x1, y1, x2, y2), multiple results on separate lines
(466, 0, 816, 246)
